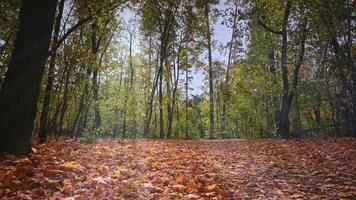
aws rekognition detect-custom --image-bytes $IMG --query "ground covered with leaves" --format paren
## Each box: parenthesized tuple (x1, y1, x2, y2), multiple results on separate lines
(0, 138, 355, 199)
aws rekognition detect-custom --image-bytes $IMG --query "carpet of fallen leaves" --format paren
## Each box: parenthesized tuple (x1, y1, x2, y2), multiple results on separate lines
(0, 138, 355, 200)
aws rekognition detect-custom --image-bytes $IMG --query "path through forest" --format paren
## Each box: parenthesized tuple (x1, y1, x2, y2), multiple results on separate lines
(1, 138, 355, 199)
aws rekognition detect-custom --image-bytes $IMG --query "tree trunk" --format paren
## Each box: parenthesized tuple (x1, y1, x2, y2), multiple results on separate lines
(167, 42, 181, 139)
(58, 65, 70, 135)
(292, 92, 302, 136)
(205, 3, 214, 139)
(185, 55, 189, 139)
(143, 57, 159, 137)
(0, 0, 57, 155)
(159, 68, 164, 139)
(39, 0, 65, 143)
(276, 0, 292, 138)
(90, 21, 107, 130)
(72, 68, 91, 138)
(92, 68, 101, 129)
(221, 4, 238, 139)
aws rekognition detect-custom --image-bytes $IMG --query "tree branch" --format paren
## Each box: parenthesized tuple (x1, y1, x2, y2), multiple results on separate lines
(257, 15, 282, 35)
(48, 2, 120, 57)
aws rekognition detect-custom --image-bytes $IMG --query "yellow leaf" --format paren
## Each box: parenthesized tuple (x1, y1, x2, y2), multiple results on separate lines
(111, 172, 122, 178)
(46, 178, 56, 184)
(15, 157, 30, 163)
(143, 157, 152, 164)
(206, 184, 217, 191)
(63, 161, 80, 168)
(117, 165, 128, 171)
(63, 179, 71, 186)
(74, 175, 82, 180)
(99, 165, 109, 170)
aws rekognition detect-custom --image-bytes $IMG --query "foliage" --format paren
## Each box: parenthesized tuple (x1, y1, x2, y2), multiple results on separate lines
(80, 127, 108, 143)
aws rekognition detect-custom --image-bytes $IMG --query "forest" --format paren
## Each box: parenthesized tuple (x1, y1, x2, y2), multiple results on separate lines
(0, 0, 355, 199)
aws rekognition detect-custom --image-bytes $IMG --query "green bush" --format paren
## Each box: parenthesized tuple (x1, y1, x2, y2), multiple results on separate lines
(80, 128, 106, 143)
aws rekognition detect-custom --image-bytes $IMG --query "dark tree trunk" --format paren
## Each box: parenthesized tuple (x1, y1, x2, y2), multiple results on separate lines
(39, 0, 65, 143)
(143, 51, 161, 138)
(143, 64, 159, 137)
(167, 42, 181, 139)
(122, 95, 127, 138)
(92, 68, 101, 129)
(276, 0, 292, 138)
(0, 0, 57, 155)
(72, 68, 91, 138)
(143, 8, 175, 138)
(256, 1, 294, 138)
(121, 32, 134, 138)
(159, 69, 164, 139)
(292, 93, 302, 136)
(90, 22, 106, 130)
(49, 67, 65, 136)
(58, 65, 70, 135)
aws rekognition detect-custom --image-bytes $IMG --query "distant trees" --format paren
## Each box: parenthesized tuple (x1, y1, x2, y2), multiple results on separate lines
(0, 0, 354, 154)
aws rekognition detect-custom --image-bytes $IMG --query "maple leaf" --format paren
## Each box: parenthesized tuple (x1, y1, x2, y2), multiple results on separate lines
(206, 184, 217, 191)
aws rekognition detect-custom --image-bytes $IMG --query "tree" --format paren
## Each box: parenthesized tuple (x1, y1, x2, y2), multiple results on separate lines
(39, 0, 66, 143)
(0, 0, 57, 154)
(200, 0, 216, 139)
(256, 0, 292, 137)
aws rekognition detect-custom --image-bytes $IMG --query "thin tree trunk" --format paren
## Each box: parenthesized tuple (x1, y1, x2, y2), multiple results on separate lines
(72, 68, 91, 138)
(167, 42, 181, 139)
(58, 65, 70, 135)
(221, 4, 238, 139)
(143, 8, 175, 138)
(122, 32, 134, 138)
(143, 58, 160, 137)
(185, 56, 189, 139)
(159, 67, 164, 139)
(39, 0, 66, 143)
(92, 67, 101, 129)
(205, 3, 214, 139)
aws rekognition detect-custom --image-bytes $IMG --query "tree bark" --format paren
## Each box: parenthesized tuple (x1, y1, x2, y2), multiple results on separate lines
(167, 41, 181, 139)
(159, 67, 164, 139)
(39, 0, 65, 143)
(0, 0, 57, 155)
(221, 4, 238, 139)
(205, 3, 214, 139)
(72, 68, 91, 138)
(185, 56, 189, 139)
(276, 0, 292, 138)
(143, 9, 175, 138)
(58, 65, 70, 135)
(91, 22, 106, 129)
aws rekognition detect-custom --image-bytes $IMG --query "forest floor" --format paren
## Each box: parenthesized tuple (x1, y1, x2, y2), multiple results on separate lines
(0, 138, 355, 200)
